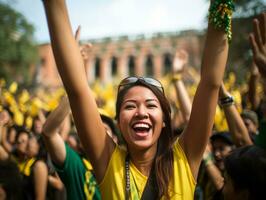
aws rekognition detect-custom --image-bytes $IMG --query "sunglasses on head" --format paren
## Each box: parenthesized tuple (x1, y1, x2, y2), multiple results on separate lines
(118, 76, 164, 94)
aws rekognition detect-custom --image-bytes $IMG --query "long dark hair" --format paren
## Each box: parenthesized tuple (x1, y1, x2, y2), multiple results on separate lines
(116, 80, 175, 199)
(224, 145, 266, 200)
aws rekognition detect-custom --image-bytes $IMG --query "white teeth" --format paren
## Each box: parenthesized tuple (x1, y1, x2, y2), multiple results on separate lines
(133, 123, 149, 129)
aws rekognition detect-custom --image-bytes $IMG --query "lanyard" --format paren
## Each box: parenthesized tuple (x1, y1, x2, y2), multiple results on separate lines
(125, 154, 158, 200)
(125, 154, 131, 200)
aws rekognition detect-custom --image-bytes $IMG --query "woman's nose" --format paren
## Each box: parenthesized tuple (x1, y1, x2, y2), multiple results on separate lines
(135, 106, 148, 118)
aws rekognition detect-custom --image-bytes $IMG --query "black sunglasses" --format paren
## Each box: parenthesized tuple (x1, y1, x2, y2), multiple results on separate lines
(118, 77, 164, 94)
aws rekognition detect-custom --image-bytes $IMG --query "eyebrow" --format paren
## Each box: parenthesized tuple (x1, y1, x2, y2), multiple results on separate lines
(123, 98, 159, 104)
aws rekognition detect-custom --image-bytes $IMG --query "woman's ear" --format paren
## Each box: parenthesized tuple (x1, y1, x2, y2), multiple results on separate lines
(163, 122, 166, 127)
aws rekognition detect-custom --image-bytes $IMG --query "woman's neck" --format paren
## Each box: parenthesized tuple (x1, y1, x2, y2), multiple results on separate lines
(128, 144, 157, 176)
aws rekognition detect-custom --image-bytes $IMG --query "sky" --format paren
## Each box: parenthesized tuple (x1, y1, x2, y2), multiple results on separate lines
(8, 0, 209, 43)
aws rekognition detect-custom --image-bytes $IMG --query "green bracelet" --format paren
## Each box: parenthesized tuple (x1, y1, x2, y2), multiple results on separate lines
(209, 0, 235, 42)
(204, 153, 214, 166)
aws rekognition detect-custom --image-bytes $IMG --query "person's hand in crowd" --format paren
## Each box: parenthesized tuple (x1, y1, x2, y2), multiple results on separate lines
(172, 49, 188, 74)
(250, 13, 266, 78)
(172, 49, 192, 123)
(0, 110, 11, 126)
(80, 43, 92, 61)
(74, 25, 92, 63)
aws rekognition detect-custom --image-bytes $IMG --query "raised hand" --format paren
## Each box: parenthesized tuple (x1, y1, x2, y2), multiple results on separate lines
(80, 43, 92, 62)
(74, 26, 92, 62)
(172, 49, 188, 73)
(250, 13, 266, 78)
(75, 26, 92, 63)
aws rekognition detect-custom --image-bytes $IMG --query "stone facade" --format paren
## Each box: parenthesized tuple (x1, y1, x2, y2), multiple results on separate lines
(37, 30, 204, 88)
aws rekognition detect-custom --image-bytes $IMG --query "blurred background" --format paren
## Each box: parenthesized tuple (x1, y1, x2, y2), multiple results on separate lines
(0, 0, 265, 121)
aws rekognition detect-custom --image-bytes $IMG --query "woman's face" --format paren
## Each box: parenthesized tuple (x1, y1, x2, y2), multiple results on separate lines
(27, 137, 39, 157)
(243, 118, 257, 135)
(16, 132, 29, 155)
(117, 86, 164, 151)
(212, 139, 233, 171)
(33, 119, 43, 134)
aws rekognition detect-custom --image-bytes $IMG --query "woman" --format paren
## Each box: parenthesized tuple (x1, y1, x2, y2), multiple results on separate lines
(22, 135, 48, 200)
(42, 0, 230, 199)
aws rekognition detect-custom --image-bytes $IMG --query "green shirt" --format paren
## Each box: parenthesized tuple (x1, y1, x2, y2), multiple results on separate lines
(54, 144, 101, 200)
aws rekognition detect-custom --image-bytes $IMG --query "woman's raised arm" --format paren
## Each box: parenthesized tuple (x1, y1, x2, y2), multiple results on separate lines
(42, 0, 115, 181)
(179, 0, 231, 179)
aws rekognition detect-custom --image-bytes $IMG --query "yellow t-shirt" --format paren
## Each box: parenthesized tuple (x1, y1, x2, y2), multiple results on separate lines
(99, 141, 196, 199)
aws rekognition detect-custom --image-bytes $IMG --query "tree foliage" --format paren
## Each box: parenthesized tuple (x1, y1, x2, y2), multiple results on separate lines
(0, 2, 37, 85)
(234, 0, 266, 17)
(226, 0, 266, 83)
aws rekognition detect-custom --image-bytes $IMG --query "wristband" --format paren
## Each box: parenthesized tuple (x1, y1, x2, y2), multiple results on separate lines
(203, 153, 214, 166)
(219, 95, 234, 107)
(172, 73, 182, 82)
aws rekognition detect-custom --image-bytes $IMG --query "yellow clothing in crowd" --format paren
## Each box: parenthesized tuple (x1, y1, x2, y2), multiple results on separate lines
(99, 141, 196, 200)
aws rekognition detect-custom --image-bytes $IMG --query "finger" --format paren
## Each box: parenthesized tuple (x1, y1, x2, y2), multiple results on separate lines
(74, 25, 81, 42)
(84, 43, 93, 50)
(253, 19, 263, 50)
(260, 13, 266, 44)
(249, 33, 259, 56)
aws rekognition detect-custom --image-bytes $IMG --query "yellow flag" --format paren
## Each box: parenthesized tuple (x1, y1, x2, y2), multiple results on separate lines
(19, 90, 30, 104)
(13, 110, 24, 126)
(9, 82, 18, 94)
(25, 116, 33, 130)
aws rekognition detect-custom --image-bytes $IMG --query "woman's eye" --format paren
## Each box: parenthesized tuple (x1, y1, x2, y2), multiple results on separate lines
(147, 104, 157, 108)
(124, 105, 135, 109)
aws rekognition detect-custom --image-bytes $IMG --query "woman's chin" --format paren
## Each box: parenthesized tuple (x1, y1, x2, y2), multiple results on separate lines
(129, 139, 156, 151)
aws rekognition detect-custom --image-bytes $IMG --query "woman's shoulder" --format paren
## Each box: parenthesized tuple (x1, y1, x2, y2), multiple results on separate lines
(108, 144, 127, 166)
(99, 145, 127, 185)
(33, 160, 48, 174)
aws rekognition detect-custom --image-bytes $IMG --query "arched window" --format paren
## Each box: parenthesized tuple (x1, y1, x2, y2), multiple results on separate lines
(111, 56, 117, 76)
(95, 57, 101, 78)
(163, 53, 173, 75)
(128, 55, 135, 76)
(145, 54, 153, 76)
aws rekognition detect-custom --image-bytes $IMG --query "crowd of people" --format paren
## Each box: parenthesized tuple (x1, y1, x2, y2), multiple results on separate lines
(0, 0, 266, 199)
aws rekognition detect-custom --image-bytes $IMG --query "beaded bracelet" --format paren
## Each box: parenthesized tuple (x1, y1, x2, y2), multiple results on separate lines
(209, 0, 235, 42)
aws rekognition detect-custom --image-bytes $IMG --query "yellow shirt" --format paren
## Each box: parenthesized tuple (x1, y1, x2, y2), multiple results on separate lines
(99, 141, 196, 199)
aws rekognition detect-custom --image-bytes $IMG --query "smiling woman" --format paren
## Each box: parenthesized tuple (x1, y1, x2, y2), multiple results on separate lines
(42, 0, 230, 199)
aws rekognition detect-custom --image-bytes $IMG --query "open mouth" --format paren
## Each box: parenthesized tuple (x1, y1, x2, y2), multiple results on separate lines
(132, 122, 151, 137)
